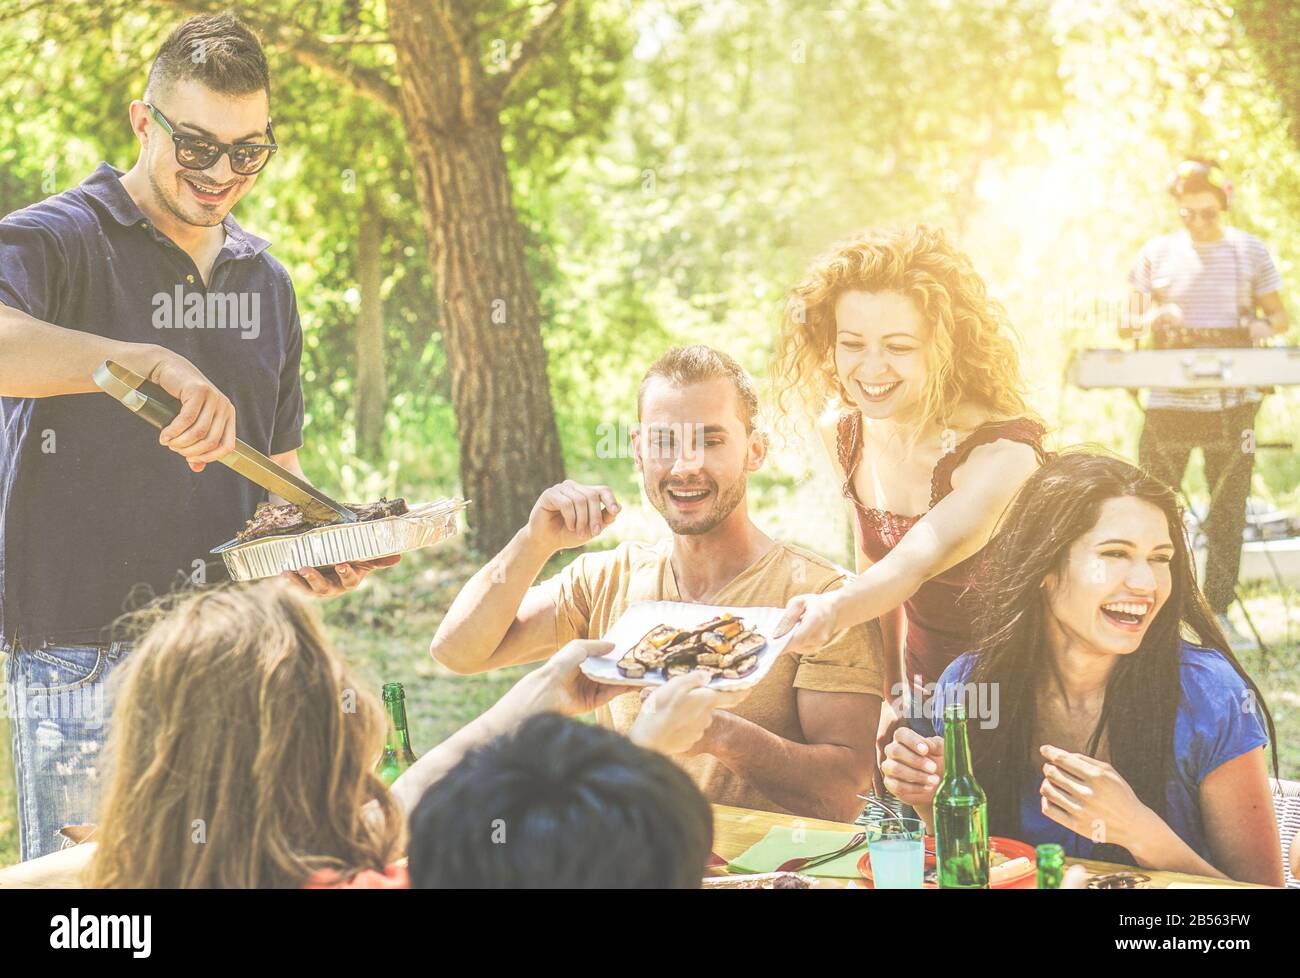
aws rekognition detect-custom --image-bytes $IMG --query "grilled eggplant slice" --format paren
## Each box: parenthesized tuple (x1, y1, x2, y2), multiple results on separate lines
(714, 619, 746, 639)
(730, 631, 767, 657)
(617, 658, 647, 678)
(639, 624, 685, 649)
(721, 654, 759, 679)
(694, 613, 735, 633)
(661, 644, 703, 671)
(699, 630, 733, 653)
(632, 643, 667, 669)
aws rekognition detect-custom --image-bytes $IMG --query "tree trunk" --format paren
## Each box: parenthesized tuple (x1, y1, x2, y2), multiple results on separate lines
(388, 6, 566, 554)
(355, 188, 386, 462)
(1239, 1, 1300, 151)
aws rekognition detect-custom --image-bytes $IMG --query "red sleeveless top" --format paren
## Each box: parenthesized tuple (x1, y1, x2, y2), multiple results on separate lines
(836, 411, 1049, 688)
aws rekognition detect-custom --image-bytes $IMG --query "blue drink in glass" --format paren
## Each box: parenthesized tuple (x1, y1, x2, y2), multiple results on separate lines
(866, 817, 925, 889)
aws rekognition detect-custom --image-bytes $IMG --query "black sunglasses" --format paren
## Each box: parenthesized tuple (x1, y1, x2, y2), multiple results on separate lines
(146, 103, 277, 176)
(1179, 205, 1219, 223)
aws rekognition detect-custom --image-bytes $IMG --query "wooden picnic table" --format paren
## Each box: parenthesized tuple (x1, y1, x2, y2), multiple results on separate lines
(0, 804, 1277, 888)
(709, 804, 1273, 889)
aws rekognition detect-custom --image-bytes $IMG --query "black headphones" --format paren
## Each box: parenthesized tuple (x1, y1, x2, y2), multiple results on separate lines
(1168, 158, 1233, 210)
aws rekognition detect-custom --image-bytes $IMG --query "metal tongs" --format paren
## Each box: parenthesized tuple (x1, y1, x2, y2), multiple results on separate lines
(93, 360, 357, 525)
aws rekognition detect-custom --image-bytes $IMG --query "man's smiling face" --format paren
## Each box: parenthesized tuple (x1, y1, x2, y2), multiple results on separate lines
(139, 79, 269, 228)
(633, 376, 764, 536)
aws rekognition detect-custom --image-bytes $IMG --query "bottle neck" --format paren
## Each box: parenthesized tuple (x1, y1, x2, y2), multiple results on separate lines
(944, 713, 973, 777)
(384, 696, 412, 753)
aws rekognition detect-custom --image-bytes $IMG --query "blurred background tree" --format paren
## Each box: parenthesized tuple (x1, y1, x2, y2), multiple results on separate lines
(1239, 0, 1300, 151)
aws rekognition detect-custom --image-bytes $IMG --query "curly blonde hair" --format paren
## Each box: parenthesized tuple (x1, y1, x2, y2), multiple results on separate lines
(772, 224, 1034, 433)
(86, 581, 404, 888)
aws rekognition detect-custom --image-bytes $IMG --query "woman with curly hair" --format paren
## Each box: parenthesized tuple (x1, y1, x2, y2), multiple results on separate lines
(773, 225, 1049, 743)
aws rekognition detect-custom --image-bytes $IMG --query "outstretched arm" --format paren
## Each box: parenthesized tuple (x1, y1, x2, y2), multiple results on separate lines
(778, 438, 1039, 650)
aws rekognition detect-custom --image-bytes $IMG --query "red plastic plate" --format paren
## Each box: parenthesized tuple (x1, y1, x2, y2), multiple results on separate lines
(857, 836, 1037, 889)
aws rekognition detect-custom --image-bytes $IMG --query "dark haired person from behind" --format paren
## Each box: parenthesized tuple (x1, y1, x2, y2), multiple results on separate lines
(408, 713, 713, 889)
(882, 452, 1283, 885)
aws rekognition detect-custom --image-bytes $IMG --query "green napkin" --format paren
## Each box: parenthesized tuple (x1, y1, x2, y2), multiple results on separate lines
(727, 827, 866, 879)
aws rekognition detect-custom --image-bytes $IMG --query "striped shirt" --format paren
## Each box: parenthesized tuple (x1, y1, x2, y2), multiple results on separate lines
(1129, 228, 1282, 411)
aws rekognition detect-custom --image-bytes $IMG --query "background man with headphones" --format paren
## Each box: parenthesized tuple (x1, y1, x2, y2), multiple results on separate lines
(1121, 158, 1291, 646)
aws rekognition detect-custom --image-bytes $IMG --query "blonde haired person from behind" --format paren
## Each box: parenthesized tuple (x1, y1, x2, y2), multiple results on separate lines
(74, 581, 736, 888)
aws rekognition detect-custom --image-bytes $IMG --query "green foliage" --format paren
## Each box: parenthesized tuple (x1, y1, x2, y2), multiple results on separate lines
(1238, 0, 1300, 150)
(1, 0, 1296, 520)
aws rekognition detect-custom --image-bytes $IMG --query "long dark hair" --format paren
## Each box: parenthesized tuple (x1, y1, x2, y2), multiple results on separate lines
(963, 451, 1276, 853)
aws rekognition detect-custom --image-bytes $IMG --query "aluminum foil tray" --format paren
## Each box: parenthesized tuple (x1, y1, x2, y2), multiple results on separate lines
(211, 499, 467, 582)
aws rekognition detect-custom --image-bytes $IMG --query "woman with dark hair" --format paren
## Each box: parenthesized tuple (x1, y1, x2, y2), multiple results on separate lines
(882, 452, 1282, 884)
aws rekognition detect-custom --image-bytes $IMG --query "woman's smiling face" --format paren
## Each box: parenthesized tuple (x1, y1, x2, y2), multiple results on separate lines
(1043, 496, 1175, 657)
(833, 290, 929, 420)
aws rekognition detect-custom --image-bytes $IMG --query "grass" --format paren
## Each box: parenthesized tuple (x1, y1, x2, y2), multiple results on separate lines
(2, 490, 1299, 869)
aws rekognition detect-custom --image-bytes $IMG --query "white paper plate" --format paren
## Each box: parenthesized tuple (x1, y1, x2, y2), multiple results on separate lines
(578, 600, 794, 690)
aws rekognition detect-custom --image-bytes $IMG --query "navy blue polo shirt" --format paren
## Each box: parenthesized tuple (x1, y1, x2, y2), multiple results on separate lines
(0, 163, 304, 646)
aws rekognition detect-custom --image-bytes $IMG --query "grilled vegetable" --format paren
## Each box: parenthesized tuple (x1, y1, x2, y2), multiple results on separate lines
(721, 654, 758, 679)
(731, 632, 767, 657)
(617, 658, 647, 678)
(614, 615, 767, 684)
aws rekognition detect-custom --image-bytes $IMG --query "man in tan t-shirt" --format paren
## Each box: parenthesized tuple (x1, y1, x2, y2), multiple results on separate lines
(431, 345, 883, 822)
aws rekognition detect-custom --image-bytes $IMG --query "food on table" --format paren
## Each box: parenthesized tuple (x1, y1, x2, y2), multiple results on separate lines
(1087, 872, 1152, 889)
(701, 872, 813, 890)
(616, 613, 766, 681)
(989, 855, 1032, 886)
(235, 496, 408, 543)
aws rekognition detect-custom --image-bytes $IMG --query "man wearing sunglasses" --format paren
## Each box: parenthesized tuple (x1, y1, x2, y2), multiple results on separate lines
(0, 14, 392, 861)
(1120, 158, 1290, 647)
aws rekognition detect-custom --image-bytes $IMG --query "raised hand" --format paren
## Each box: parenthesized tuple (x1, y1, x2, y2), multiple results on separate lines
(881, 725, 945, 820)
(526, 480, 621, 553)
(1038, 744, 1156, 852)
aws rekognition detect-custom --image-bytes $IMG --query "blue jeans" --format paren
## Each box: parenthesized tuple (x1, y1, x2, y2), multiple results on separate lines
(4, 641, 130, 861)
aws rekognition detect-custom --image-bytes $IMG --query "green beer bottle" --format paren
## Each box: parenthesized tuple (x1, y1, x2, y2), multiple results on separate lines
(1036, 843, 1065, 889)
(375, 682, 418, 786)
(934, 701, 990, 889)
